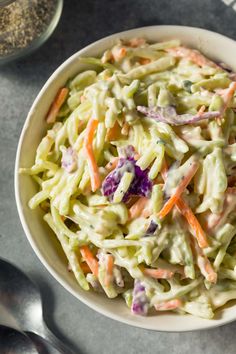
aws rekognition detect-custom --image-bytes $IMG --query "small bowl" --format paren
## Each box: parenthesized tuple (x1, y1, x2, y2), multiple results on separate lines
(0, 0, 63, 64)
(15, 25, 236, 331)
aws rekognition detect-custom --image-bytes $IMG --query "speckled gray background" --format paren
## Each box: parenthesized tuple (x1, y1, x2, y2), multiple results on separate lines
(1, 0, 236, 353)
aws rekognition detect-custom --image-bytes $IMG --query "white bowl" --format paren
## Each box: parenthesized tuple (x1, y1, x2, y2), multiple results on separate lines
(15, 25, 236, 331)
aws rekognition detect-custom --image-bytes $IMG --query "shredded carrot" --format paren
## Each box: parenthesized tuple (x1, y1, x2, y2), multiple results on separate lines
(215, 82, 236, 124)
(198, 105, 206, 115)
(120, 47, 127, 58)
(142, 267, 174, 279)
(80, 246, 99, 277)
(105, 157, 119, 171)
(154, 299, 182, 311)
(221, 81, 236, 113)
(204, 261, 217, 283)
(78, 120, 85, 134)
(160, 157, 168, 181)
(167, 46, 218, 68)
(106, 121, 121, 142)
(191, 240, 217, 283)
(84, 118, 101, 192)
(119, 47, 127, 59)
(176, 198, 209, 248)
(129, 196, 149, 220)
(139, 58, 151, 65)
(133, 152, 141, 160)
(46, 87, 69, 124)
(128, 38, 146, 47)
(158, 162, 199, 219)
(121, 122, 130, 136)
(112, 47, 127, 61)
(104, 254, 114, 287)
(80, 262, 91, 274)
(161, 159, 208, 249)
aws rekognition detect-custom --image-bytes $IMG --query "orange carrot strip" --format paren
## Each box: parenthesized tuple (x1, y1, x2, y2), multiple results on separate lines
(80, 262, 91, 274)
(104, 255, 114, 287)
(158, 162, 199, 219)
(121, 122, 130, 136)
(128, 38, 146, 47)
(160, 157, 168, 181)
(204, 262, 217, 283)
(46, 87, 69, 123)
(221, 81, 236, 114)
(78, 120, 85, 133)
(133, 152, 141, 161)
(167, 46, 218, 68)
(142, 267, 174, 279)
(112, 47, 127, 61)
(85, 118, 99, 146)
(129, 196, 149, 220)
(105, 157, 119, 172)
(84, 118, 101, 192)
(139, 58, 151, 65)
(106, 121, 121, 142)
(120, 47, 127, 58)
(161, 159, 208, 249)
(80, 246, 99, 277)
(176, 198, 209, 248)
(154, 299, 182, 311)
(198, 105, 206, 115)
(191, 239, 217, 283)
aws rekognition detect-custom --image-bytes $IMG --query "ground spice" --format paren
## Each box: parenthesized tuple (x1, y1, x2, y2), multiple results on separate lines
(0, 0, 57, 56)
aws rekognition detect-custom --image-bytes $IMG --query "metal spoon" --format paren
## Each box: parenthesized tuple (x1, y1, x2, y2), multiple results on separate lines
(0, 324, 39, 354)
(0, 258, 75, 354)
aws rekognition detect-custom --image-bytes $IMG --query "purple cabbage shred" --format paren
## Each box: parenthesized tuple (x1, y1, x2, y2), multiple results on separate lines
(137, 105, 221, 126)
(131, 280, 149, 316)
(145, 220, 158, 236)
(102, 146, 152, 201)
(61, 147, 77, 173)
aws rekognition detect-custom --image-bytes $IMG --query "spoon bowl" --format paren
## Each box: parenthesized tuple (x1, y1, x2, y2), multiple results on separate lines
(0, 324, 39, 354)
(0, 258, 75, 354)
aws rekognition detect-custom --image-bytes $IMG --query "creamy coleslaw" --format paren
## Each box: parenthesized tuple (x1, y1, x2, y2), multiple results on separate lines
(20, 37, 236, 319)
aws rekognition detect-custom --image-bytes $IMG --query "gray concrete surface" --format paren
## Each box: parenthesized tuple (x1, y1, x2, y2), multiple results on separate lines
(1, 0, 236, 353)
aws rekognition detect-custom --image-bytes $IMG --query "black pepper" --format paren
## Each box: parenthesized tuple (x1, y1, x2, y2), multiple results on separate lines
(0, 0, 58, 57)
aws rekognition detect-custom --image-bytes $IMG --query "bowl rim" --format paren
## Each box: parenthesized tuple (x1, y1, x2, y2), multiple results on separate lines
(14, 25, 236, 332)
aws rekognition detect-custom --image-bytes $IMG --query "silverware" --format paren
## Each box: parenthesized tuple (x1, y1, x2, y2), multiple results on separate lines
(0, 258, 75, 354)
(0, 324, 39, 354)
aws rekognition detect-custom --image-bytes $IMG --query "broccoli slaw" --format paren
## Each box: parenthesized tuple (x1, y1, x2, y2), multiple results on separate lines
(20, 37, 236, 319)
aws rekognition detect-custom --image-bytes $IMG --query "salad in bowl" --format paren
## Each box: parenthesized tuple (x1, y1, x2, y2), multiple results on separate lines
(16, 26, 236, 330)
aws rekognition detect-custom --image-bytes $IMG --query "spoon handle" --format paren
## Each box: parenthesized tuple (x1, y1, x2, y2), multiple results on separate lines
(36, 324, 75, 354)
